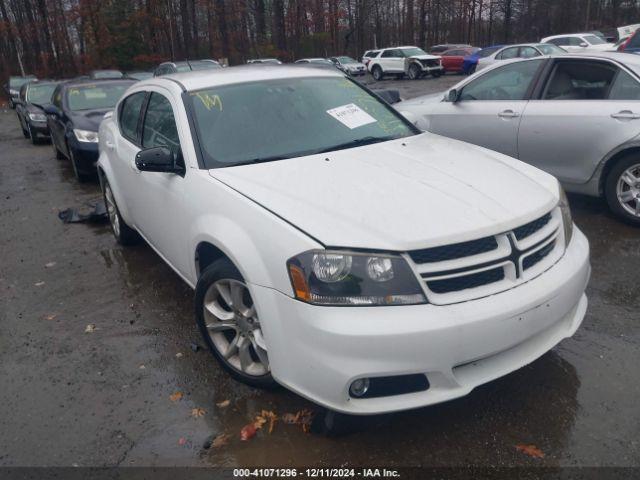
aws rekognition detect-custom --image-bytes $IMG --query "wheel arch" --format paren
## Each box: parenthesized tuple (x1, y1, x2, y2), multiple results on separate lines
(599, 145, 640, 196)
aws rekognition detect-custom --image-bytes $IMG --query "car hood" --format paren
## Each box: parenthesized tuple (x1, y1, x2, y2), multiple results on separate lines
(345, 63, 366, 69)
(69, 108, 112, 132)
(589, 43, 615, 51)
(408, 54, 442, 61)
(209, 134, 559, 251)
(26, 103, 47, 114)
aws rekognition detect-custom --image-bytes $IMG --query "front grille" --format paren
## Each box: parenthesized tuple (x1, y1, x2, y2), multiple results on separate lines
(409, 236, 497, 264)
(427, 268, 505, 294)
(410, 209, 561, 303)
(523, 240, 555, 270)
(513, 213, 551, 240)
(420, 59, 440, 68)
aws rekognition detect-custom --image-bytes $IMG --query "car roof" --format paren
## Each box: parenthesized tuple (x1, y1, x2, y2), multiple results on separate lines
(543, 33, 594, 39)
(142, 65, 343, 91)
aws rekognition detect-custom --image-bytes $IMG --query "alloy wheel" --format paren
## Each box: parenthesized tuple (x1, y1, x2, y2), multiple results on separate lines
(203, 279, 269, 377)
(616, 163, 640, 217)
(104, 184, 121, 238)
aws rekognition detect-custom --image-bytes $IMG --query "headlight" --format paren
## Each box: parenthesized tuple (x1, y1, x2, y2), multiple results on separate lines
(9, 89, 19, 95)
(28, 113, 46, 122)
(558, 184, 573, 247)
(73, 129, 99, 143)
(287, 250, 427, 306)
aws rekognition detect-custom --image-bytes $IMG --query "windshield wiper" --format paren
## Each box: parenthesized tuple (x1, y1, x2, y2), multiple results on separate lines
(315, 135, 398, 154)
(227, 154, 294, 167)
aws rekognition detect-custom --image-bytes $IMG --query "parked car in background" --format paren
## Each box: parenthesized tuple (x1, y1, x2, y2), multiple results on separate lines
(361, 49, 380, 67)
(294, 58, 334, 65)
(4, 75, 37, 109)
(612, 36, 631, 51)
(617, 23, 640, 41)
(125, 71, 154, 81)
(440, 47, 480, 73)
(462, 45, 503, 74)
(97, 65, 589, 415)
(541, 33, 615, 52)
(396, 53, 640, 225)
(247, 58, 282, 64)
(90, 70, 124, 79)
(154, 60, 222, 76)
(617, 29, 640, 53)
(45, 78, 135, 181)
(368, 46, 443, 80)
(430, 43, 472, 54)
(328, 56, 367, 76)
(477, 43, 566, 71)
(15, 80, 59, 144)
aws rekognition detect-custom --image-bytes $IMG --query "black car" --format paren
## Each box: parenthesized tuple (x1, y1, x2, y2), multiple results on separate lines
(153, 59, 222, 76)
(90, 69, 124, 79)
(45, 78, 134, 181)
(4, 75, 37, 109)
(15, 80, 59, 144)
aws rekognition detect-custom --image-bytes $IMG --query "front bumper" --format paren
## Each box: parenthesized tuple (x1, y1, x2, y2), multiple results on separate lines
(252, 227, 590, 415)
(69, 138, 99, 175)
(29, 121, 50, 136)
(419, 64, 445, 74)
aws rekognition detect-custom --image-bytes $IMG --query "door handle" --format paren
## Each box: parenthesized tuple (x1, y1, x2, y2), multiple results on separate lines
(611, 110, 640, 120)
(498, 109, 520, 118)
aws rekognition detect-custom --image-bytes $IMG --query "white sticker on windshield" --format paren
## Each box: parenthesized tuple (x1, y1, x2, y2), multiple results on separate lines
(326, 103, 376, 129)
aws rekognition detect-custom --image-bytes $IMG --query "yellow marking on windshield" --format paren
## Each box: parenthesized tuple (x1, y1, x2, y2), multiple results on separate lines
(194, 92, 223, 111)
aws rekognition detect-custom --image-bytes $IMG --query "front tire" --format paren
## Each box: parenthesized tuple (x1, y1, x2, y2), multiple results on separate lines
(371, 65, 383, 81)
(604, 155, 640, 226)
(195, 259, 276, 389)
(408, 63, 421, 80)
(103, 179, 139, 245)
(28, 123, 39, 145)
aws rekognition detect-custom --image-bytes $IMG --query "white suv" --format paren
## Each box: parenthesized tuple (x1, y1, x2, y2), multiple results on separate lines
(368, 46, 444, 80)
(98, 66, 590, 415)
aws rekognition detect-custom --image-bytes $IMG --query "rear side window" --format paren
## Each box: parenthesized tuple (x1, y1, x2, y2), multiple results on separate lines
(119, 92, 146, 143)
(519, 47, 542, 58)
(142, 93, 180, 149)
(609, 70, 640, 100)
(543, 61, 617, 100)
(381, 50, 394, 58)
(497, 47, 519, 60)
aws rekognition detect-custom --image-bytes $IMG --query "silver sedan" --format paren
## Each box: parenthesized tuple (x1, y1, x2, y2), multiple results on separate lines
(396, 52, 640, 225)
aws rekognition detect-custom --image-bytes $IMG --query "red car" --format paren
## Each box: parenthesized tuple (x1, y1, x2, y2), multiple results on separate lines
(440, 47, 479, 73)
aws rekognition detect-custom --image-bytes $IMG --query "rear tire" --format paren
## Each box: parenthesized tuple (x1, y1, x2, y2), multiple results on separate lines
(371, 65, 383, 81)
(604, 155, 640, 226)
(103, 179, 139, 245)
(195, 259, 277, 389)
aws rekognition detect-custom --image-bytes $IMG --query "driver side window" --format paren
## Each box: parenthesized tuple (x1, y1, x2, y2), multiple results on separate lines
(459, 59, 543, 101)
(142, 93, 180, 150)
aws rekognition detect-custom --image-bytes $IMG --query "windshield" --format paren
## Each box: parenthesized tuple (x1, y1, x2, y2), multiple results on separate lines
(27, 84, 56, 104)
(400, 47, 428, 57)
(337, 56, 357, 64)
(478, 46, 502, 58)
(190, 61, 221, 71)
(188, 77, 416, 168)
(536, 44, 566, 54)
(67, 83, 131, 111)
(584, 35, 606, 45)
(10, 76, 35, 88)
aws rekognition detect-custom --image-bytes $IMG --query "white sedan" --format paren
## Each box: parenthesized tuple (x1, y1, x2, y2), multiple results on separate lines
(98, 65, 589, 415)
(476, 43, 566, 71)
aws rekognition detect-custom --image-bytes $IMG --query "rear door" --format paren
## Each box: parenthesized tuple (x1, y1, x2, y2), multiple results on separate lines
(420, 59, 545, 158)
(380, 49, 403, 72)
(518, 58, 640, 183)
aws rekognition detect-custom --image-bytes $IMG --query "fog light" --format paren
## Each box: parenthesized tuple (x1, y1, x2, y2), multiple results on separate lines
(349, 378, 370, 397)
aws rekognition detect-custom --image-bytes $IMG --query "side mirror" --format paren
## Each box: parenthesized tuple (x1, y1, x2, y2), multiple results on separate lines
(44, 105, 61, 116)
(135, 146, 185, 175)
(579, 42, 588, 47)
(448, 89, 460, 103)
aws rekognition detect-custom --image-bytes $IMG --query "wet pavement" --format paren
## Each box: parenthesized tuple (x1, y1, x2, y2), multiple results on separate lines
(0, 76, 639, 468)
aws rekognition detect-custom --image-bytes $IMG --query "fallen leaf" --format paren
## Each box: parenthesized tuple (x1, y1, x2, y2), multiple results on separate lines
(175, 352, 183, 358)
(240, 423, 257, 441)
(191, 407, 206, 418)
(216, 399, 230, 408)
(45, 262, 56, 268)
(177, 437, 187, 446)
(84, 324, 96, 333)
(44, 314, 57, 321)
(211, 433, 231, 448)
(282, 409, 314, 433)
(169, 391, 183, 402)
(35, 281, 45, 287)
(254, 410, 278, 434)
(515, 444, 545, 459)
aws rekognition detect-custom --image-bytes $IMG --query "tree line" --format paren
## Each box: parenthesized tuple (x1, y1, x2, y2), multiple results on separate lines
(1, 0, 640, 79)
